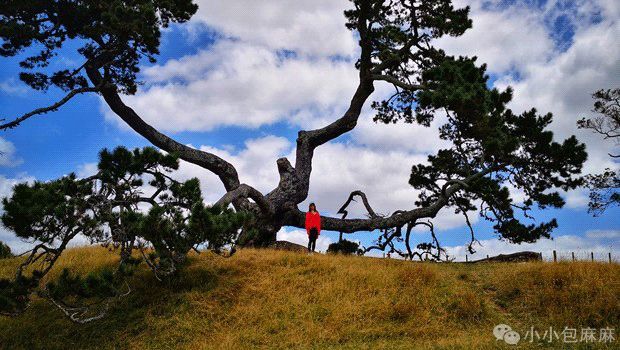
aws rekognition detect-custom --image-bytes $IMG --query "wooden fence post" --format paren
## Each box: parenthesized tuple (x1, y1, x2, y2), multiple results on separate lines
(465, 255, 468, 262)
(591, 252, 594, 262)
(572, 252, 575, 262)
(609, 252, 612, 264)
(553, 250, 557, 263)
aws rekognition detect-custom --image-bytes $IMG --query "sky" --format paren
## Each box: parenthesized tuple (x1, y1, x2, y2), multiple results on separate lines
(0, 0, 618, 260)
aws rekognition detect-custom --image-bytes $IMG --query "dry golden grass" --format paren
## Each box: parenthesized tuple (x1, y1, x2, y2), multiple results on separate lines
(0, 247, 618, 349)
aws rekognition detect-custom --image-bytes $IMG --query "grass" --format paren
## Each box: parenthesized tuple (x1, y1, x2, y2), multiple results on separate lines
(0, 246, 618, 349)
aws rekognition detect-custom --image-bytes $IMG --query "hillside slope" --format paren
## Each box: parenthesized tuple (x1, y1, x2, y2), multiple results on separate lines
(0, 247, 618, 349)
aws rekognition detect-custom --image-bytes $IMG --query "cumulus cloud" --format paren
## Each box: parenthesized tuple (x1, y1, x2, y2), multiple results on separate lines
(435, 1, 555, 74)
(191, 0, 357, 57)
(586, 229, 620, 240)
(350, 109, 452, 154)
(105, 40, 358, 132)
(76, 162, 98, 178)
(446, 234, 619, 262)
(0, 78, 29, 96)
(302, 142, 479, 230)
(277, 228, 333, 253)
(0, 137, 22, 167)
(492, 10, 620, 177)
(0, 174, 36, 254)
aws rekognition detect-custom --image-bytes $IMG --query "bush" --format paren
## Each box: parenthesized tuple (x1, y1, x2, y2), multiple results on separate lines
(327, 239, 362, 255)
(0, 241, 12, 259)
(0, 147, 250, 320)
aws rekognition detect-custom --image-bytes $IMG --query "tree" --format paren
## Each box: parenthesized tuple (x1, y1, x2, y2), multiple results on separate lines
(0, 146, 248, 320)
(0, 241, 11, 259)
(0, 0, 586, 258)
(578, 88, 620, 215)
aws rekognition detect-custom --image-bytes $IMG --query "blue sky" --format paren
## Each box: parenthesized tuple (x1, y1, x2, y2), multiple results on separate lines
(0, 0, 618, 259)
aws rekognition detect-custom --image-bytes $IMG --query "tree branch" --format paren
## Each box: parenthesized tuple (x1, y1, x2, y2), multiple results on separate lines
(85, 65, 244, 200)
(284, 165, 499, 232)
(371, 74, 425, 91)
(214, 184, 272, 215)
(0, 87, 99, 130)
(337, 190, 379, 219)
(265, 3, 377, 209)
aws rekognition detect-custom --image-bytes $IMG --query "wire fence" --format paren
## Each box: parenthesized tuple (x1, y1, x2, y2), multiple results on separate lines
(459, 251, 618, 263)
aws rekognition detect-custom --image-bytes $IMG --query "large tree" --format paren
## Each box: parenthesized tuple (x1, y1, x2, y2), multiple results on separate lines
(0, 0, 586, 256)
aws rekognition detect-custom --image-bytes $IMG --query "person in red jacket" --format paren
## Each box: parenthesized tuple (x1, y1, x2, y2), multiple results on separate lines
(305, 203, 321, 252)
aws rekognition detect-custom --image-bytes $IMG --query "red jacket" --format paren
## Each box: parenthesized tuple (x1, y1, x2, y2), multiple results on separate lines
(305, 211, 321, 236)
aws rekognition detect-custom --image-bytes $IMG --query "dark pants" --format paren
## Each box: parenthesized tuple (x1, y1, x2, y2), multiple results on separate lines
(308, 228, 318, 252)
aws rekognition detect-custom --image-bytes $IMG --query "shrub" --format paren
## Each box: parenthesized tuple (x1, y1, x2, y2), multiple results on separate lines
(327, 239, 362, 255)
(0, 241, 11, 259)
(0, 146, 250, 321)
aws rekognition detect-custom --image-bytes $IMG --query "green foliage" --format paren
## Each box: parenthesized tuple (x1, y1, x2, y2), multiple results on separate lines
(0, 241, 11, 259)
(406, 62, 587, 243)
(345, 0, 471, 72)
(327, 240, 362, 255)
(344, 1, 587, 245)
(46, 268, 120, 301)
(0, 274, 39, 315)
(2, 174, 102, 243)
(0, 0, 198, 94)
(0, 146, 249, 316)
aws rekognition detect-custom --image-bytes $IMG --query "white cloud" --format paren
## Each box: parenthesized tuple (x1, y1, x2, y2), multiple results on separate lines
(76, 162, 98, 178)
(435, 2, 555, 74)
(586, 229, 620, 240)
(0, 137, 22, 167)
(299, 142, 480, 231)
(492, 12, 620, 180)
(277, 228, 332, 253)
(0, 174, 36, 254)
(191, 0, 357, 57)
(106, 40, 358, 132)
(0, 78, 28, 96)
(446, 234, 619, 262)
(350, 109, 451, 154)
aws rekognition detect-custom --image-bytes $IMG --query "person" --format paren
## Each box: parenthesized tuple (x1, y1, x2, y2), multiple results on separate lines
(305, 203, 321, 252)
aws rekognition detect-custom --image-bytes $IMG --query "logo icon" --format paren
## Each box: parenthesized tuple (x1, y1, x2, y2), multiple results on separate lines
(494, 324, 520, 345)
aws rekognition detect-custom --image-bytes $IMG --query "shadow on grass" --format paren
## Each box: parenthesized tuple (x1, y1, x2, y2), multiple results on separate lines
(0, 259, 242, 350)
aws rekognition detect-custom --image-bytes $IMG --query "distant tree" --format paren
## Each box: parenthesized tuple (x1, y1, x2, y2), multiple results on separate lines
(327, 240, 362, 255)
(578, 88, 620, 215)
(0, 146, 249, 321)
(0, 241, 11, 259)
(1, 1, 586, 260)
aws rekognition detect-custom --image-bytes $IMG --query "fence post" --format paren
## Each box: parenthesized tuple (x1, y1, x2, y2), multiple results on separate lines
(610, 252, 612, 264)
(539, 252, 543, 261)
(572, 252, 575, 262)
(553, 250, 557, 263)
(465, 255, 468, 262)
(591, 252, 594, 262)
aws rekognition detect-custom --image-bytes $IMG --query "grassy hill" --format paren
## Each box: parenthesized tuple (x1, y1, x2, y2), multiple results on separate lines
(0, 246, 618, 349)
